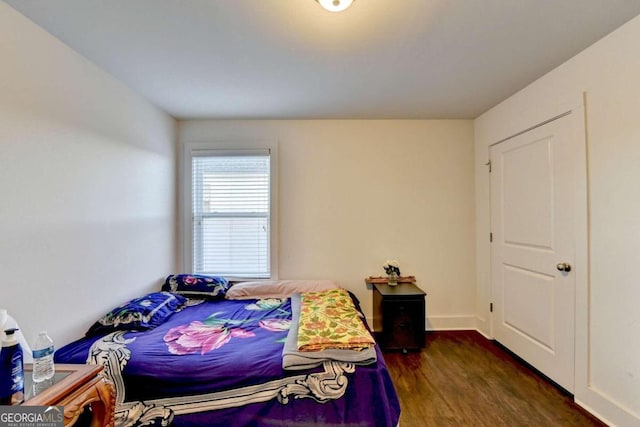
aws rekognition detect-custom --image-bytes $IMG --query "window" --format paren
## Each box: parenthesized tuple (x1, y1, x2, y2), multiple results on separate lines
(183, 142, 277, 279)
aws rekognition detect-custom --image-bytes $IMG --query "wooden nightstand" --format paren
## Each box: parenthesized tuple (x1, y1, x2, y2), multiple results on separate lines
(372, 282, 426, 353)
(22, 364, 116, 427)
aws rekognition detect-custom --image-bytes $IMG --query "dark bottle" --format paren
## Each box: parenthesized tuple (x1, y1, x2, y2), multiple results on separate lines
(0, 328, 25, 405)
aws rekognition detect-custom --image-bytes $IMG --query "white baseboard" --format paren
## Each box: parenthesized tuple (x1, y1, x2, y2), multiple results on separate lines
(574, 399, 616, 427)
(474, 316, 492, 338)
(426, 315, 477, 331)
(473, 327, 492, 340)
(575, 389, 640, 427)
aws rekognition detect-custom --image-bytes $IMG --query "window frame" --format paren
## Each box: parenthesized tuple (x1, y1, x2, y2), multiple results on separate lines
(181, 141, 278, 280)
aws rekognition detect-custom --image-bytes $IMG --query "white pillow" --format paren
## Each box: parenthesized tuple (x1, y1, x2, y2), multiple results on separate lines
(226, 280, 339, 299)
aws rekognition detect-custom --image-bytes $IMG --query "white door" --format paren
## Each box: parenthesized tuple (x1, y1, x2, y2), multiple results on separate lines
(491, 112, 582, 392)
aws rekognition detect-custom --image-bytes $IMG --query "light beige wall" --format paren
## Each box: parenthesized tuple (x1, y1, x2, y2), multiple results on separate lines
(179, 120, 475, 329)
(474, 14, 640, 426)
(0, 3, 177, 346)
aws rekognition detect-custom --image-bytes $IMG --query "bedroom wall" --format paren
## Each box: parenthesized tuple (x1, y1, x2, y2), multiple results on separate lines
(474, 14, 640, 426)
(178, 120, 475, 330)
(0, 3, 177, 346)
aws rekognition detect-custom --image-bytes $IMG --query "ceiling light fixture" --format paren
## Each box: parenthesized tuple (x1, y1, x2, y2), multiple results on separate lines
(316, 0, 354, 13)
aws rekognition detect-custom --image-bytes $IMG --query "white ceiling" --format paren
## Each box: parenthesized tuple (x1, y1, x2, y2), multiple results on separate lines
(6, 0, 640, 120)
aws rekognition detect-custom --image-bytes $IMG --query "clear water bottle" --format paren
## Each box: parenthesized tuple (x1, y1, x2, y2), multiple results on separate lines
(32, 331, 55, 383)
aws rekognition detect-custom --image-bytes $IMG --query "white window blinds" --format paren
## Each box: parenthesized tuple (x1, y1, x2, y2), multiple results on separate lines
(191, 151, 271, 278)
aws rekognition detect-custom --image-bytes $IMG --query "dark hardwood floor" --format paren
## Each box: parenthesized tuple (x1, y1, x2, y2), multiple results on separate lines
(382, 331, 606, 427)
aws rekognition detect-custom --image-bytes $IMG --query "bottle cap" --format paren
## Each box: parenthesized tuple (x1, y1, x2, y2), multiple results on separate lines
(2, 328, 19, 345)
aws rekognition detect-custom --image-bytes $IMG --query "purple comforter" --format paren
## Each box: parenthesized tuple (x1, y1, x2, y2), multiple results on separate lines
(55, 296, 400, 426)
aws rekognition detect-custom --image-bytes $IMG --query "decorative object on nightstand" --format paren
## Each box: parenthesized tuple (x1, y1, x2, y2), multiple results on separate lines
(382, 260, 401, 286)
(370, 281, 426, 353)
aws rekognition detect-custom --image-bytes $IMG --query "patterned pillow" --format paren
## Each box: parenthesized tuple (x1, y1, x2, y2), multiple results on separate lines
(86, 291, 186, 336)
(161, 274, 230, 299)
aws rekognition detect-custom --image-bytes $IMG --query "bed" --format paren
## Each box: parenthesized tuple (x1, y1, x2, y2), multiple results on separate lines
(54, 277, 401, 427)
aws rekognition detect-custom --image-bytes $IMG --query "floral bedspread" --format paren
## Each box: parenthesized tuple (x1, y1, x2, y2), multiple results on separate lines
(54, 296, 400, 427)
(297, 288, 376, 352)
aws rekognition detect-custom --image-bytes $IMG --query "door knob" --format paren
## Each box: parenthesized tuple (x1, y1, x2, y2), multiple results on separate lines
(556, 262, 572, 272)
